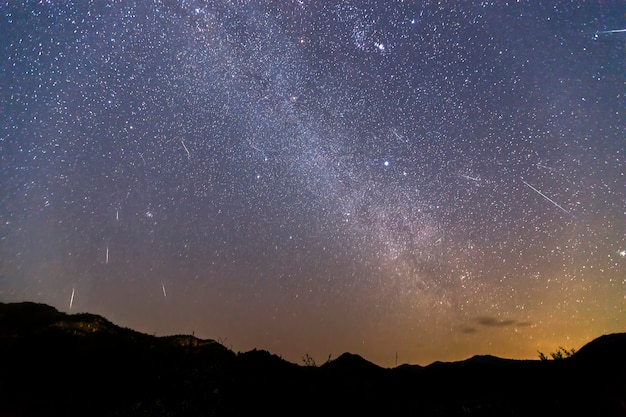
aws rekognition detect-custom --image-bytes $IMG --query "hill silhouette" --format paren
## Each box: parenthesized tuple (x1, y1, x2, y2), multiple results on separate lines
(0, 301, 624, 416)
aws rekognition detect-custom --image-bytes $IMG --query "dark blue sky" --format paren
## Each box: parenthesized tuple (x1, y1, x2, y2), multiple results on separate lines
(1, 1, 624, 366)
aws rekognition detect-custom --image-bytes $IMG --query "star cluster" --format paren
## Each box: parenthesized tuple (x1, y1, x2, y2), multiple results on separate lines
(1, 1, 624, 366)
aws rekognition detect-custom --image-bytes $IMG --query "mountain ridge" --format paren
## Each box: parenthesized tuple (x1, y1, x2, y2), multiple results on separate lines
(1, 301, 624, 416)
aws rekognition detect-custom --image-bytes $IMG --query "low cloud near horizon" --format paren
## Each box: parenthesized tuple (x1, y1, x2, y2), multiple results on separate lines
(478, 317, 516, 327)
(460, 317, 533, 334)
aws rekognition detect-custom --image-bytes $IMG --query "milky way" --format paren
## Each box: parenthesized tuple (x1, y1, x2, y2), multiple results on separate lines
(1, 1, 624, 366)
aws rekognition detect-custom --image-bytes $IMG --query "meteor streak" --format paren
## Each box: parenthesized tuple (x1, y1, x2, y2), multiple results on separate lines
(390, 128, 403, 141)
(69, 287, 75, 309)
(522, 179, 574, 217)
(181, 140, 191, 160)
(595, 28, 626, 34)
(536, 164, 555, 172)
(460, 174, 480, 182)
(162, 282, 167, 298)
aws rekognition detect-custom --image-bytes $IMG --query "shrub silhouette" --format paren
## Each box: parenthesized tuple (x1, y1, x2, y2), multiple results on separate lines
(301, 353, 333, 367)
(302, 353, 317, 367)
(538, 346, 576, 360)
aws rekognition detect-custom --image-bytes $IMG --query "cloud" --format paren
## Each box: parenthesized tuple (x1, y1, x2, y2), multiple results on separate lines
(459, 317, 534, 333)
(477, 316, 516, 327)
(460, 326, 477, 334)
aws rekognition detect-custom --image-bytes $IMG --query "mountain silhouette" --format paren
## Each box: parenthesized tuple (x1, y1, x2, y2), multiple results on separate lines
(0, 301, 624, 416)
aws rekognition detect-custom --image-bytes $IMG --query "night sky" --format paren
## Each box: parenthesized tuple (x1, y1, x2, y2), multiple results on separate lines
(1, 1, 624, 367)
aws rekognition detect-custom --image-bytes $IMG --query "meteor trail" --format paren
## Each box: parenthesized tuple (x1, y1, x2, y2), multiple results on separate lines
(181, 140, 191, 160)
(536, 164, 555, 172)
(460, 174, 480, 182)
(522, 179, 574, 217)
(69, 287, 75, 309)
(593, 29, 626, 40)
(162, 282, 167, 298)
(106, 246, 109, 264)
(390, 128, 403, 141)
(595, 28, 626, 34)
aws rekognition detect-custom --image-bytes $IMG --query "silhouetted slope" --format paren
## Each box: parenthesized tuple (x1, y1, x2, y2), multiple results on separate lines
(568, 333, 626, 417)
(0, 302, 624, 417)
(322, 352, 382, 373)
(0, 302, 237, 416)
(572, 333, 626, 362)
(0, 301, 64, 332)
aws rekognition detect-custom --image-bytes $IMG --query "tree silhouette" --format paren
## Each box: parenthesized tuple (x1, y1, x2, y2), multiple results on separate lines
(538, 346, 576, 360)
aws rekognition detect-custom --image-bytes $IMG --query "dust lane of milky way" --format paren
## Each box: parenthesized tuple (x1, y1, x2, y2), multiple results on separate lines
(0, 1, 624, 367)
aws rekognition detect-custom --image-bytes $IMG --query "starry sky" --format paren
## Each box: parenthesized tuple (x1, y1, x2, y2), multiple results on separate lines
(1, 1, 624, 367)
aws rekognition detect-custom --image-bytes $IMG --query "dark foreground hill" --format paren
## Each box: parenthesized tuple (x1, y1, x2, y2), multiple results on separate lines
(0, 302, 624, 417)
